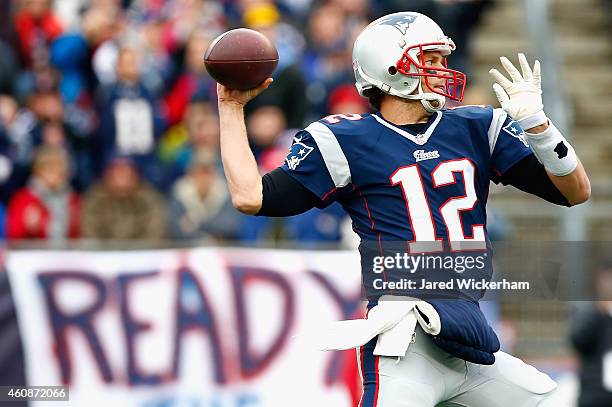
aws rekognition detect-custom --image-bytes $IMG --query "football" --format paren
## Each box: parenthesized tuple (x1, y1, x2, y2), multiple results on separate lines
(204, 28, 279, 90)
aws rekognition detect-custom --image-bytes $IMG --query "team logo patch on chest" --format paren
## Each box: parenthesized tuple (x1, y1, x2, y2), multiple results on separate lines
(286, 137, 314, 170)
(414, 149, 440, 162)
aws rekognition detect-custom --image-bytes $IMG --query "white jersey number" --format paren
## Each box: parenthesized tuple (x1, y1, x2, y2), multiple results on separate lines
(323, 114, 363, 124)
(390, 158, 486, 252)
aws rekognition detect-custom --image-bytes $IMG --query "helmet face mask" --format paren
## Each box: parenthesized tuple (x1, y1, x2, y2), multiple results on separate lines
(396, 42, 466, 102)
(352, 12, 467, 112)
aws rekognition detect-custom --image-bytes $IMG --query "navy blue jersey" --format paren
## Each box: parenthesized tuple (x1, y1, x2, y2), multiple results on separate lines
(281, 106, 531, 247)
(280, 106, 534, 364)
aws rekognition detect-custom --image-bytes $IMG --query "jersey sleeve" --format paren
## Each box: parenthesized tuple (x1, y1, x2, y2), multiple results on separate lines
(488, 108, 535, 182)
(280, 122, 352, 206)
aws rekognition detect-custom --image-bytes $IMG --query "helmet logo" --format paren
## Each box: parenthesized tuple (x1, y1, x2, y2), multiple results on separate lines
(378, 14, 417, 35)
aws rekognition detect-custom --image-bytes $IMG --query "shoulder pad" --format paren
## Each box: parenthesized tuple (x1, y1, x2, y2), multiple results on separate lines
(303, 121, 351, 187)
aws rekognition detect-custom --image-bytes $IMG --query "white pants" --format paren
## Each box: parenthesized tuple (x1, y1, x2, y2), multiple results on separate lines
(356, 328, 567, 407)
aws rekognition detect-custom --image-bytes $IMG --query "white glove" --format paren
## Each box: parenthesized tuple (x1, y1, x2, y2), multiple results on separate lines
(489, 53, 547, 130)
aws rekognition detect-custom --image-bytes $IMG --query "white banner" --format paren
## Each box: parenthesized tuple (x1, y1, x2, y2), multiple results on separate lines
(6, 248, 364, 407)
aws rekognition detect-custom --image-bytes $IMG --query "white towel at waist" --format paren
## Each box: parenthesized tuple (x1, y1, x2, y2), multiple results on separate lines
(315, 295, 441, 357)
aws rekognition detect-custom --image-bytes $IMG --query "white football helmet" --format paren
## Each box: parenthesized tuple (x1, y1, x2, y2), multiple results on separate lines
(353, 12, 466, 112)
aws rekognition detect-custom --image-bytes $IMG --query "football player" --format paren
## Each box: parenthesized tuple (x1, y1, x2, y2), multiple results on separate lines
(216, 12, 590, 407)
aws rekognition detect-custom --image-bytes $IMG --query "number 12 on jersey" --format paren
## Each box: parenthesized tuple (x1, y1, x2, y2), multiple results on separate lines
(390, 158, 486, 253)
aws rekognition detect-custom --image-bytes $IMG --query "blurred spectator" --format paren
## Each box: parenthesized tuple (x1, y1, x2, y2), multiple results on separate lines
(51, 0, 83, 28)
(96, 46, 166, 183)
(157, 100, 220, 189)
(301, 2, 354, 121)
(40, 120, 65, 147)
(28, 89, 64, 124)
(570, 261, 612, 407)
(92, 30, 128, 88)
(274, 0, 312, 22)
(329, 0, 372, 44)
(51, 6, 118, 104)
(128, 14, 174, 97)
(82, 156, 167, 240)
(0, 90, 94, 193)
(50, 5, 120, 143)
(326, 84, 369, 115)
(0, 41, 18, 95)
(161, 0, 226, 51)
(247, 104, 288, 160)
(92, 12, 171, 97)
(39, 120, 93, 190)
(6, 146, 80, 241)
(244, 2, 307, 128)
(330, 0, 370, 21)
(89, 0, 130, 85)
(168, 149, 240, 240)
(14, 0, 64, 69)
(163, 29, 217, 126)
(0, 94, 37, 201)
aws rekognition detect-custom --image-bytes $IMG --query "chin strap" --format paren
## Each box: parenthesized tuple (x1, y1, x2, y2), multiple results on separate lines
(418, 79, 446, 112)
(400, 91, 445, 112)
(420, 95, 446, 112)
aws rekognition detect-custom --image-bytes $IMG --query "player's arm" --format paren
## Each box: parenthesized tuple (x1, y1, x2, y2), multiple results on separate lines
(217, 80, 271, 214)
(217, 80, 321, 215)
(520, 121, 590, 205)
(497, 154, 570, 206)
(490, 54, 591, 205)
(258, 168, 323, 216)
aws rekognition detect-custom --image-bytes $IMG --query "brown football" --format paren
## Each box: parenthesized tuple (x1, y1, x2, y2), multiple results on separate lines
(204, 28, 279, 90)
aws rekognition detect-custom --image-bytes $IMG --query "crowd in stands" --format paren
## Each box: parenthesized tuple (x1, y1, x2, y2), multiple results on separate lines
(0, 0, 492, 245)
